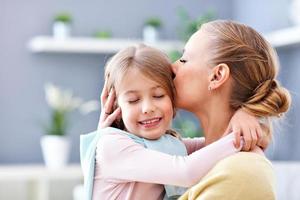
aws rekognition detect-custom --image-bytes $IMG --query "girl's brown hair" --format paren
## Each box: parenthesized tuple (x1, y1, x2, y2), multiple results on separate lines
(104, 44, 178, 136)
(202, 20, 291, 135)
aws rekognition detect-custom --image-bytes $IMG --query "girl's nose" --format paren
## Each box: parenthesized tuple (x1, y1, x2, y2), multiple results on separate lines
(142, 100, 155, 114)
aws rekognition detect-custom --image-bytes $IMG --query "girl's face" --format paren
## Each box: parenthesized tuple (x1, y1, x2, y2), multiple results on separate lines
(116, 68, 173, 140)
(172, 28, 212, 111)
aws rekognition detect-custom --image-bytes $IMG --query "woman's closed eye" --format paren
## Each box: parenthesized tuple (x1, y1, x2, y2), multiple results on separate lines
(179, 59, 187, 63)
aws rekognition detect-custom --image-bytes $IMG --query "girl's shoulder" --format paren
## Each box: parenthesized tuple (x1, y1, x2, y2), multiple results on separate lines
(98, 127, 134, 144)
(97, 127, 145, 154)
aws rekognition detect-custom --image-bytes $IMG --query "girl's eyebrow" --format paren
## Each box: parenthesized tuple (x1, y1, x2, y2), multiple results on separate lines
(124, 90, 138, 95)
(151, 86, 163, 91)
(123, 86, 162, 95)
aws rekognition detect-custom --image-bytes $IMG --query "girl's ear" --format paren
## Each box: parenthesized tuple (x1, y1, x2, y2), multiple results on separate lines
(208, 63, 230, 90)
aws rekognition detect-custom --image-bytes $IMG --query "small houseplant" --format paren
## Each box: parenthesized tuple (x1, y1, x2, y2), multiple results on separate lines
(177, 7, 215, 41)
(41, 83, 99, 169)
(143, 17, 163, 43)
(52, 12, 72, 39)
(93, 30, 112, 39)
(43, 83, 82, 136)
(167, 8, 215, 62)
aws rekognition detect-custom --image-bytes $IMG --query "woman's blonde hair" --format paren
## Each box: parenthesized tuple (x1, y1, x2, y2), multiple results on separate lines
(202, 20, 291, 135)
(104, 44, 178, 136)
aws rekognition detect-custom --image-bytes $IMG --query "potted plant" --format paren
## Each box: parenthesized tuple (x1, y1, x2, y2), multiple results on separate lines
(52, 12, 72, 39)
(177, 7, 215, 41)
(93, 30, 112, 39)
(166, 8, 215, 62)
(42, 83, 99, 169)
(143, 17, 162, 43)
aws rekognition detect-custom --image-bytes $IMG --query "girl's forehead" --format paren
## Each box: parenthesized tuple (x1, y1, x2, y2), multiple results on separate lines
(120, 67, 154, 83)
(116, 71, 163, 94)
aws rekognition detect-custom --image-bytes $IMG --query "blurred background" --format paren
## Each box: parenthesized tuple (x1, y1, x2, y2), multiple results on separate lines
(1, 0, 300, 199)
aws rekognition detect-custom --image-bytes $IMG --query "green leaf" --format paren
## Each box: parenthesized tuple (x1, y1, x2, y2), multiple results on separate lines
(45, 110, 68, 136)
(168, 50, 182, 62)
(54, 12, 72, 23)
(144, 17, 162, 28)
(176, 7, 216, 41)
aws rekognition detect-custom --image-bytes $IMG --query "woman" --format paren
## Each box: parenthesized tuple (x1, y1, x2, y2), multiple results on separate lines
(98, 20, 290, 199)
(173, 20, 291, 199)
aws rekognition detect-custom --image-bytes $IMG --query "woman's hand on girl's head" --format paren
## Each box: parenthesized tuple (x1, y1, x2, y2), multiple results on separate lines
(224, 109, 264, 151)
(97, 80, 121, 129)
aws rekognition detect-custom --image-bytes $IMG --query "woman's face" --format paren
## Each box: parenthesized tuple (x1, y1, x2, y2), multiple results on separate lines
(172, 28, 212, 111)
(116, 68, 174, 140)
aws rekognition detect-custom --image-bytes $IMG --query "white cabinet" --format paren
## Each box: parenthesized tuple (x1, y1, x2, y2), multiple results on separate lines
(0, 165, 83, 200)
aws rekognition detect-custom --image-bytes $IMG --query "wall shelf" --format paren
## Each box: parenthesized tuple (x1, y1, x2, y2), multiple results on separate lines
(28, 36, 184, 54)
(27, 26, 300, 54)
(264, 26, 300, 48)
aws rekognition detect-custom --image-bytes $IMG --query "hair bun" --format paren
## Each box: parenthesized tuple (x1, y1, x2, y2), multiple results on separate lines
(243, 79, 291, 117)
(247, 79, 274, 104)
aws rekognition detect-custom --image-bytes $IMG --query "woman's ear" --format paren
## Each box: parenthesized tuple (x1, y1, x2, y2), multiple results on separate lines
(208, 63, 230, 90)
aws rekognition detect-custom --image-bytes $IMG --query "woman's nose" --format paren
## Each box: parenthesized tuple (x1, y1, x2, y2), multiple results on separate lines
(171, 62, 178, 77)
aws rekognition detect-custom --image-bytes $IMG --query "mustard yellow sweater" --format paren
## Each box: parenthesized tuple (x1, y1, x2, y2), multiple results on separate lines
(179, 152, 275, 200)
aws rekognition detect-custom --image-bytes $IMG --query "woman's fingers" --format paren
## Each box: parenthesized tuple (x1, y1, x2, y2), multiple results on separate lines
(101, 79, 109, 107)
(99, 107, 121, 129)
(105, 107, 121, 126)
(104, 88, 116, 114)
(98, 87, 119, 129)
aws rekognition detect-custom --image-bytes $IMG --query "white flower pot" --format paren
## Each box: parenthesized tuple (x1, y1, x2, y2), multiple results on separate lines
(143, 26, 159, 43)
(41, 135, 70, 169)
(52, 21, 71, 39)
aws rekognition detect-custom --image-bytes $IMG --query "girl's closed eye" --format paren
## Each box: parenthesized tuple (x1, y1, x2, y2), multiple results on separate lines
(154, 94, 165, 98)
(153, 87, 167, 99)
(128, 98, 139, 104)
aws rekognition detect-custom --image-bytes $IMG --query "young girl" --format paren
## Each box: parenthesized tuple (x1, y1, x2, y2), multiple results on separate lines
(81, 44, 264, 200)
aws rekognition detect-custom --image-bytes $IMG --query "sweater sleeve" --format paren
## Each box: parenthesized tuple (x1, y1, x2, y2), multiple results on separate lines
(97, 133, 239, 187)
(182, 137, 206, 155)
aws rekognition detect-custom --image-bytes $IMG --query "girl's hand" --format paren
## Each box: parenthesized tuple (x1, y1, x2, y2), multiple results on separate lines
(97, 80, 121, 129)
(224, 109, 266, 151)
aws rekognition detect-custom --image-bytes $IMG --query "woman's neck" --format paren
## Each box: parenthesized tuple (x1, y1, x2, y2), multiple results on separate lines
(194, 102, 234, 145)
